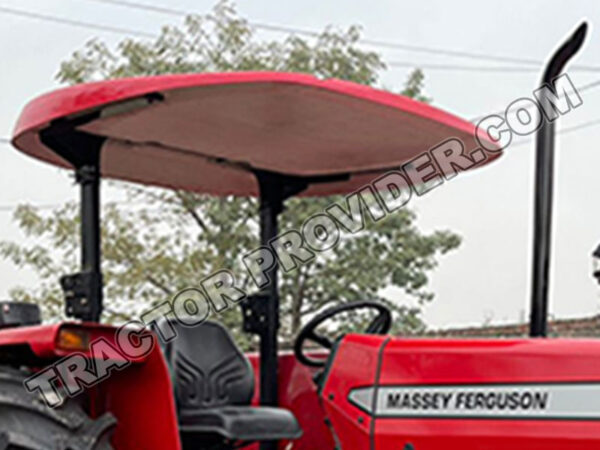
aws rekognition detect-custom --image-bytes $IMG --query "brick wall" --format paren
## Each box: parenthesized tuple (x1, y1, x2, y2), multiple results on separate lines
(428, 315, 600, 338)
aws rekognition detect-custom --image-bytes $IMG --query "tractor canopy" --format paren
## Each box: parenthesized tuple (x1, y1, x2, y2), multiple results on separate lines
(11, 72, 500, 195)
(9, 71, 504, 415)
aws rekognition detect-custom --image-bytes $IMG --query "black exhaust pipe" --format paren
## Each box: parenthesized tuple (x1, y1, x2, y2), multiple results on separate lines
(529, 22, 588, 337)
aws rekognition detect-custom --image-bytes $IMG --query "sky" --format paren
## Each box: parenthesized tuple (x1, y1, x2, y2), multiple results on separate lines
(1, 0, 600, 329)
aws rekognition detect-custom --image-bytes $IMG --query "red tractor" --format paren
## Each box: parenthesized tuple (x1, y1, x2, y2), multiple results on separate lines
(0, 21, 597, 450)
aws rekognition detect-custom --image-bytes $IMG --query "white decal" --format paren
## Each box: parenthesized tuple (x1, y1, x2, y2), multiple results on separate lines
(348, 383, 600, 419)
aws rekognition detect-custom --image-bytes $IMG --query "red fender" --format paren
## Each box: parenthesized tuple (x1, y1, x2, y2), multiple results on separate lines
(0, 322, 181, 450)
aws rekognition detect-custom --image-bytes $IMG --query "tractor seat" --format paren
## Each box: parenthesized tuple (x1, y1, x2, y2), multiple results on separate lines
(162, 320, 302, 445)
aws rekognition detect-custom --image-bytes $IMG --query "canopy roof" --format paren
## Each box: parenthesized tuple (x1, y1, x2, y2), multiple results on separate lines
(12, 72, 500, 196)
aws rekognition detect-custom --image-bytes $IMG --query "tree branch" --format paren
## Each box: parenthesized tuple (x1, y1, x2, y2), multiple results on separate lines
(174, 191, 210, 234)
(145, 274, 174, 297)
(113, 241, 173, 297)
(291, 261, 314, 334)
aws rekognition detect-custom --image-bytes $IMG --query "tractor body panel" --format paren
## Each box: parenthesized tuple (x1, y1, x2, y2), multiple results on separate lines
(7, 323, 600, 449)
(0, 322, 181, 450)
(90, 345, 180, 449)
(0, 322, 329, 450)
(247, 352, 336, 449)
(322, 334, 600, 449)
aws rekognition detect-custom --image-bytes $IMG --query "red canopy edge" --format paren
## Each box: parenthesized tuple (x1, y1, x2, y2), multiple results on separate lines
(13, 72, 483, 138)
(11, 72, 501, 196)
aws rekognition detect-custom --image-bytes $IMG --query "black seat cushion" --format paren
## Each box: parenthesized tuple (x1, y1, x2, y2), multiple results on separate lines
(163, 321, 302, 442)
(179, 406, 302, 441)
(165, 321, 254, 409)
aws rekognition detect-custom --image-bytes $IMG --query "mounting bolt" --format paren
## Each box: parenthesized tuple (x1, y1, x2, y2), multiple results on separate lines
(328, 393, 334, 401)
(357, 416, 364, 424)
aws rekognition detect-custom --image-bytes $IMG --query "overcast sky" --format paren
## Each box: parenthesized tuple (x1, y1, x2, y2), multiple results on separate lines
(1, 0, 600, 329)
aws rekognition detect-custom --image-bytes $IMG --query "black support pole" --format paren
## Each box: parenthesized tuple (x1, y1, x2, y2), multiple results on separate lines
(40, 125, 105, 322)
(252, 171, 309, 450)
(78, 165, 103, 322)
(257, 182, 281, 411)
(256, 176, 282, 450)
(529, 23, 587, 337)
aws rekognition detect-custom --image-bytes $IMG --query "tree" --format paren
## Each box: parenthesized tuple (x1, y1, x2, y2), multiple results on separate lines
(400, 69, 430, 103)
(1, 1, 459, 347)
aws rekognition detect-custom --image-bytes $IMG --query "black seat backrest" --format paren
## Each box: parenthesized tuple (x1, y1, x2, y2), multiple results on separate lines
(164, 321, 255, 412)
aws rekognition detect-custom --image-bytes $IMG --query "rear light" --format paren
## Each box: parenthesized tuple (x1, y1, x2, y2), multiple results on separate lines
(56, 327, 90, 351)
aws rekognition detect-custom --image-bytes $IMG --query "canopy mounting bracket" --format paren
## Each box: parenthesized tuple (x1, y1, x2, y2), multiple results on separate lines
(40, 119, 105, 322)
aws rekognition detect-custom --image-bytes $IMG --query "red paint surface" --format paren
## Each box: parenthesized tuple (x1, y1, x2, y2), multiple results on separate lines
(97, 344, 181, 450)
(11, 72, 501, 198)
(247, 352, 336, 449)
(13, 72, 490, 142)
(0, 322, 130, 359)
(0, 324, 333, 449)
(6, 324, 600, 449)
(323, 334, 600, 449)
(0, 323, 181, 450)
(321, 335, 387, 450)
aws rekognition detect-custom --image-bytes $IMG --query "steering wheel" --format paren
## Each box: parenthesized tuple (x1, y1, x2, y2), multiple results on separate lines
(293, 301, 392, 368)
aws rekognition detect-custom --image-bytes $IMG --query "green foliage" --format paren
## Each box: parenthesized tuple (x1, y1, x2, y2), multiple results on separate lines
(58, 2, 384, 85)
(400, 69, 430, 103)
(2, 1, 459, 347)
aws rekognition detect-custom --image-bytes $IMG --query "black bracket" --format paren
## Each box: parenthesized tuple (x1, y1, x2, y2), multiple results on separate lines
(253, 169, 351, 215)
(60, 271, 103, 321)
(40, 117, 106, 323)
(254, 170, 309, 216)
(75, 164, 100, 185)
(241, 293, 277, 336)
(0, 302, 41, 329)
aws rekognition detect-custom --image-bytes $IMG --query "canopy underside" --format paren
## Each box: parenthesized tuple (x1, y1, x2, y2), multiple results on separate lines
(12, 72, 500, 196)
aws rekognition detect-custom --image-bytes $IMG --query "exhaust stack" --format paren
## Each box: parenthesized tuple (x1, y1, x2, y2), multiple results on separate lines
(529, 22, 588, 337)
